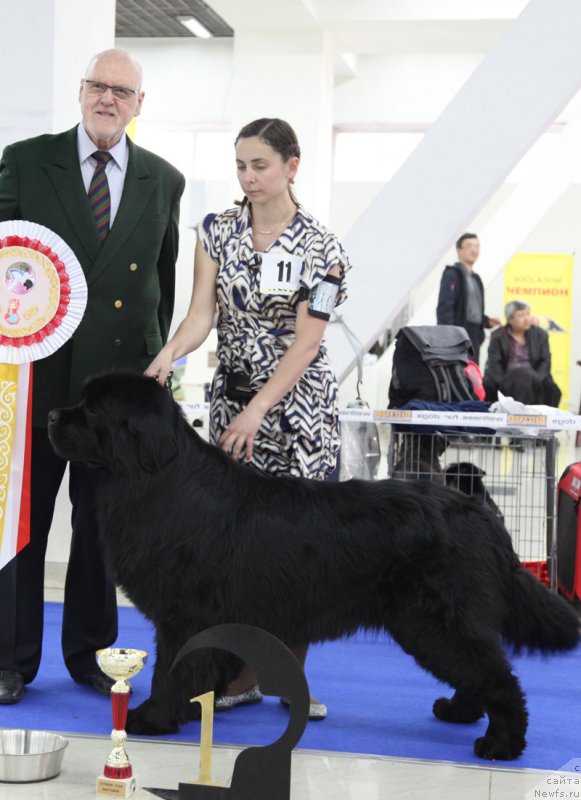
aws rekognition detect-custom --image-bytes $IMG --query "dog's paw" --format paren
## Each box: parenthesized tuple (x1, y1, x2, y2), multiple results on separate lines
(126, 701, 179, 736)
(474, 734, 526, 761)
(433, 695, 484, 724)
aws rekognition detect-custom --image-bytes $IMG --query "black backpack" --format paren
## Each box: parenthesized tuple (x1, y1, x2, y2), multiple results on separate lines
(388, 325, 476, 408)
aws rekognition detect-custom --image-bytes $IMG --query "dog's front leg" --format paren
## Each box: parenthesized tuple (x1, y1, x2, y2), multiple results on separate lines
(126, 626, 228, 736)
(126, 625, 192, 735)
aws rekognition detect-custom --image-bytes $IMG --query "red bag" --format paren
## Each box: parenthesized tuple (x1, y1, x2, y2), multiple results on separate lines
(557, 463, 581, 604)
(464, 359, 485, 401)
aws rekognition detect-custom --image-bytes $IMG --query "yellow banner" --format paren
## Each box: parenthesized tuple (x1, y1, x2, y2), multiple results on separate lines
(0, 363, 19, 553)
(126, 118, 136, 141)
(503, 253, 574, 409)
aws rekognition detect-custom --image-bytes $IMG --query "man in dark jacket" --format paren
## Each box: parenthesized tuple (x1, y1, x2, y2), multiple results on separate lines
(483, 300, 561, 407)
(0, 49, 185, 704)
(436, 233, 500, 363)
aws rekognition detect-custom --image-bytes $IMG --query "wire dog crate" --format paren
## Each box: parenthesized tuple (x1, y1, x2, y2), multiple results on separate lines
(387, 428, 558, 589)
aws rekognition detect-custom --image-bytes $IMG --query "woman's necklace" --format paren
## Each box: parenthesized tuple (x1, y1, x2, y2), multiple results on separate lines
(253, 207, 296, 236)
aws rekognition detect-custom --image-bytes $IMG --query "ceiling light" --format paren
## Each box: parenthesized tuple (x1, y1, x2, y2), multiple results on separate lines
(179, 16, 212, 38)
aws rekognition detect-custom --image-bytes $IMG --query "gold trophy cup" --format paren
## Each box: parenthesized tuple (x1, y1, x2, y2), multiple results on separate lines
(95, 648, 147, 798)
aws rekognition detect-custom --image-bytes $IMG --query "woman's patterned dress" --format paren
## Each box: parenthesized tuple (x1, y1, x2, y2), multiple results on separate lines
(197, 202, 351, 480)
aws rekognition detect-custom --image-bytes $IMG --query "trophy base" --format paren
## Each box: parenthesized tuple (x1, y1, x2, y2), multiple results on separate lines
(96, 774, 137, 797)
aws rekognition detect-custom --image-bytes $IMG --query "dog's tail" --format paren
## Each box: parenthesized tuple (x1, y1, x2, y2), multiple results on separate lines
(503, 567, 580, 653)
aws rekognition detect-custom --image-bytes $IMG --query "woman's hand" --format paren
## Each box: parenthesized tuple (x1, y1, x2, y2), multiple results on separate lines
(145, 348, 174, 385)
(145, 242, 219, 386)
(217, 403, 266, 462)
(216, 283, 338, 462)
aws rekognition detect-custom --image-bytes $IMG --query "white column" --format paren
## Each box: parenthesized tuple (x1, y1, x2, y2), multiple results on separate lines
(326, 0, 581, 379)
(228, 29, 334, 222)
(0, 0, 115, 149)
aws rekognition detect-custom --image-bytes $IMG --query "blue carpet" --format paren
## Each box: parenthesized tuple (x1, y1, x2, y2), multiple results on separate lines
(0, 602, 578, 770)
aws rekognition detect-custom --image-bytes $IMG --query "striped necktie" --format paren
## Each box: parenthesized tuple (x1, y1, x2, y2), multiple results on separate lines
(88, 151, 113, 242)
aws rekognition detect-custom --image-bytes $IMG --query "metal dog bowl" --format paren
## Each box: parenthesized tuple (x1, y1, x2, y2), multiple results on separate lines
(0, 729, 68, 783)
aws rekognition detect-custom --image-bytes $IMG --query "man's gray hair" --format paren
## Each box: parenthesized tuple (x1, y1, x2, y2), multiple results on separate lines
(504, 300, 530, 322)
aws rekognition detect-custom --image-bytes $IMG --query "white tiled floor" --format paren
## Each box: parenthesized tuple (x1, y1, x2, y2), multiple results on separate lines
(0, 732, 561, 799)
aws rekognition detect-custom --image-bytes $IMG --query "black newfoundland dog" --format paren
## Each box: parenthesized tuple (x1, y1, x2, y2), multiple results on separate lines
(48, 372, 579, 760)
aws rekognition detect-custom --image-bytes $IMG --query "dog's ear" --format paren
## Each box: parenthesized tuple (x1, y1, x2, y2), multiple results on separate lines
(466, 463, 486, 477)
(133, 427, 180, 473)
(443, 463, 458, 488)
(128, 413, 180, 473)
(111, 406, 180, 473)
(434, 435, 449, 456)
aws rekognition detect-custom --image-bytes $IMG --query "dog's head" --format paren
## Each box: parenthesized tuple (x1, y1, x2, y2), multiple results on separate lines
(48, 370, 183, 473)
(444, 461, 486, 495)
(392, 433, 448, 482)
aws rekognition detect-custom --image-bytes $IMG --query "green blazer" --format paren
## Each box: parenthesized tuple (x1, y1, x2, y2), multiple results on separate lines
(0, 126, 185, 426)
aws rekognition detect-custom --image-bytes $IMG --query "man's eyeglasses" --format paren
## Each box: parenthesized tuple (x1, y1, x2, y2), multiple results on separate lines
(83, 79, 139, 102)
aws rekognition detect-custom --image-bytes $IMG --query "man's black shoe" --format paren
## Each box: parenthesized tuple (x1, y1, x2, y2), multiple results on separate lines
(73, 669, 117, 697)
(73, 669, 134, 697)
(0, 670, 24, 704)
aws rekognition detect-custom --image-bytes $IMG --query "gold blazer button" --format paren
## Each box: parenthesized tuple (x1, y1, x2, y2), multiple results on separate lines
(130, 263, 138, 271)
(114, 300, 123, 309)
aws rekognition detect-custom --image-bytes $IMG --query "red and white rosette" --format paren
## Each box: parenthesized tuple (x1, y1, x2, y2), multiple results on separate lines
(0, 220, 87, 363)
(0, 220, 87, 570)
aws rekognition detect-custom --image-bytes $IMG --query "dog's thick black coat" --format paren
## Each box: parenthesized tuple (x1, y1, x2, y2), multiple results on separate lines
(48, 372, 580, 760)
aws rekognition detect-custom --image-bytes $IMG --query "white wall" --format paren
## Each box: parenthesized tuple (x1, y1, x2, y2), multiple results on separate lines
(123, 38, 235, 127)
(0, 0, 115, 148)
(334, 53, 484, 124)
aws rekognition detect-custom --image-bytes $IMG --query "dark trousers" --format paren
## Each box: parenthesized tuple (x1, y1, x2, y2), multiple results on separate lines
(484, 368, 562, 408)
(0, 427, 117, 683)
(464, 322, 484, 365)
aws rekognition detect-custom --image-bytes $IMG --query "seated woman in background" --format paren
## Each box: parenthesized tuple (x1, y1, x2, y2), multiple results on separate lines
(483, 300, 561, 407)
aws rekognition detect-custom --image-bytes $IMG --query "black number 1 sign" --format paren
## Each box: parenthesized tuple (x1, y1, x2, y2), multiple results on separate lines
(144, 624, 310, 800)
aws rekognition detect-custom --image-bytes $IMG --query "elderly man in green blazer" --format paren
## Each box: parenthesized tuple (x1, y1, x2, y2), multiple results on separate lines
(0, 49, 185, 704)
